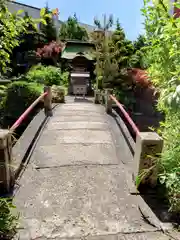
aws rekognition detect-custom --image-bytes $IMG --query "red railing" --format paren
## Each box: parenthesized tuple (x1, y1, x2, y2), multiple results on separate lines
(10, 91, 48, 132)
(110, 94, 140, 136)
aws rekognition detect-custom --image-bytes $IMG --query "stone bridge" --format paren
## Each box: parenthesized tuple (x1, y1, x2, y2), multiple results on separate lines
(0, 95, 176, 239)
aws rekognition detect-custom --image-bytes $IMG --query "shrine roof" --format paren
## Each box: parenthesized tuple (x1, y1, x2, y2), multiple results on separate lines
(61, 40, 94, 60)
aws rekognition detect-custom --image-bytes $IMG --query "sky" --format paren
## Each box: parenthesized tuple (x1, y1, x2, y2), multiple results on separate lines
(17, 0, 145, 41)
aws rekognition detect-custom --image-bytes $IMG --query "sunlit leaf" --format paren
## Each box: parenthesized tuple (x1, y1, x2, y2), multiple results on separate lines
(40, 19, 47, 25)
(40, 8, 46, 17)
(16, 9, 24, 15)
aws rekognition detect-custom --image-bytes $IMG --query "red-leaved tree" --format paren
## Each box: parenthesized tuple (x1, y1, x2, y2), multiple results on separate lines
(127, 68, 158, 105)
(127, 68, 152, 89)
(36, 41, 65, 65)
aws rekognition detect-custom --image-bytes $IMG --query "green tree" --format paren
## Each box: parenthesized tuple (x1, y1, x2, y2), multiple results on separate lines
(21, 12, 39, 50)
(0, 0, 47, 73)
(59, 14, 89, 41)
(110, 19, 134, 68)
(0, 0, 27, 73)
(107, 20, 136, 105)
(93, 14, 114, 89)
(129, 35, 147, 69)
(92, 17, 137, 108)
(134, 35, 146, 51)
(12, 12, 38, 56)
(40, 4, 57, 43)
(9, 12, 39, 76)
(142, 0, 180, 212)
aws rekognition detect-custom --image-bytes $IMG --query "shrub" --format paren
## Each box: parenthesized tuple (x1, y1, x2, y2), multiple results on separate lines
(159, 112, 180, 212)
(0, 198, 18, 239)
(26, 65, 62, 86)
(0, 81, 43, 128)
(0, 85, 7, 101)
(26, 65, 69, 87)
(60, 71, 69, 88)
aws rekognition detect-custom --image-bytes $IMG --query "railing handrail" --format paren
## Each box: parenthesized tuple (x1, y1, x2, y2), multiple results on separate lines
(10, 91, 48, 132)
(110, 94, 140, 136)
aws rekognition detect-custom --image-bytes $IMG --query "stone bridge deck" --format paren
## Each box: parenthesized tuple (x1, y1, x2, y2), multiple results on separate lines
(14, 100, 171, 240)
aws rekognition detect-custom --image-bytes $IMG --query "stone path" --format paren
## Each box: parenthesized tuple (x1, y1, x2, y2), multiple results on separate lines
(14, 100, 172, 239)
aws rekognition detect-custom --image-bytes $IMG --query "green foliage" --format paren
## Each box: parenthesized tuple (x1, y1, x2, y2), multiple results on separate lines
(142, 0, 180, 212)
(92, 17, 137, 108)
(26, 65, 69, 86)
(0, 0, 47, 73)
(114, 87, 136, 110)
(129, 35, 148, 69)
(59, 14, 89, 41)
(27, 65, 63, 86)
(60, 71, 69, 88)
(93, 14, 115, 89)
(0, 85, 7, 100)
(10, 13, 42, 76)
(20, 12, 39, 51)
(40, 5, 57, 43)
(134, 35, 146, 51)
(110, 21, 134, 68)
(158, 112, 180, 212)
(0, 198, 18, 238)
(0, 81, 42, 128)
(0, 0, 27, 72)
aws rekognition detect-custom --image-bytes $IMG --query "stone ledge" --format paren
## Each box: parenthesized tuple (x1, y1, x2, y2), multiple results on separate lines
(12, 104, 59, 175)
(12, 110, 47, 173)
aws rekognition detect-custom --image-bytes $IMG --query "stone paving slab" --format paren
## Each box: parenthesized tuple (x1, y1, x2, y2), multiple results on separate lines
(32, 143, 118, 167)
(52, 115, 108, 123)
(46, 121, 109, 131)
(39, 129, 113, 144)
(15, 166, 155, 240)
